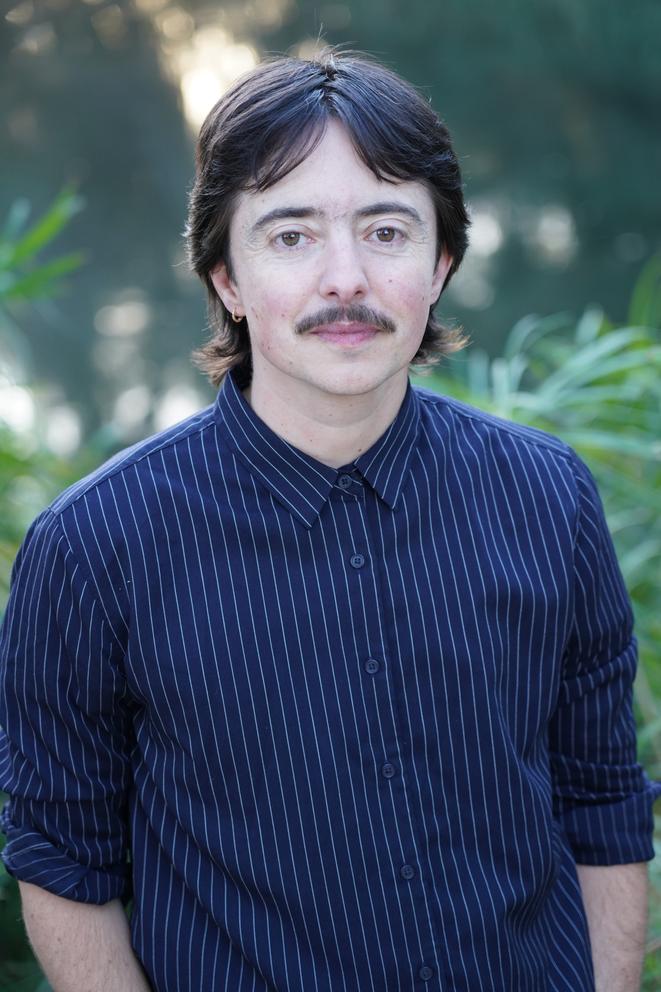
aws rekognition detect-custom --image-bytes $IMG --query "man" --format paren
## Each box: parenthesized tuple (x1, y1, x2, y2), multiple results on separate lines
(0, 49, 658, 992)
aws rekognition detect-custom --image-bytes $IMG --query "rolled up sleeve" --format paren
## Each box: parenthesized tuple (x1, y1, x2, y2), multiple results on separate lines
(549, 452, 661, 865)
(0, 508, 133, 903)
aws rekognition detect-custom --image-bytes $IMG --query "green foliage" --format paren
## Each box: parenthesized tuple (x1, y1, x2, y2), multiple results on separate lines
(0, 191, 81, 990)
(0, 188, 84, 305)
(0, 188, 89, 603)
(0, 429, 91, 605)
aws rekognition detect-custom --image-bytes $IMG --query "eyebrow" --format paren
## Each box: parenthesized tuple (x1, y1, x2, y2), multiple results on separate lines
(249, 201, 426, 236)
(355, 202, 425, 226)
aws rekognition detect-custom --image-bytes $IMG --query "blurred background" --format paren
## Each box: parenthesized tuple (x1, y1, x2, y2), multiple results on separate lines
(2, 0, 660, 450)
(1, 0, 660, 988)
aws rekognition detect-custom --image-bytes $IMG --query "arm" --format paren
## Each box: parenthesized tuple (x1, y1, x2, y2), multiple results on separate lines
(1, 511, 138, 968)
(19, 881, 151, 992)
(549, 454, 660, 983)
(576, 862, 648, 992)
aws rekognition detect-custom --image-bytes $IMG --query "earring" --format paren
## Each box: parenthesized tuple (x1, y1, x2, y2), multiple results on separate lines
(231, 307, 243, 323)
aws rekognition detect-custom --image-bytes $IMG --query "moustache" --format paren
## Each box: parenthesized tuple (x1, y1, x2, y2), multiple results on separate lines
(295, 305, 396, 336)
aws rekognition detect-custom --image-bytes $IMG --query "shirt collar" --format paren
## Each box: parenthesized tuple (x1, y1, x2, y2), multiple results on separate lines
(214, 368, 421, 529)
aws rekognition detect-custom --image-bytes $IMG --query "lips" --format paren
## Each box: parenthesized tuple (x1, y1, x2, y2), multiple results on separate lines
(310, 322, 380, 346)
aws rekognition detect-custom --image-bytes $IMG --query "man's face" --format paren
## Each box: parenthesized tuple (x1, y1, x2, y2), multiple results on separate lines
(211, 120, 453, 405)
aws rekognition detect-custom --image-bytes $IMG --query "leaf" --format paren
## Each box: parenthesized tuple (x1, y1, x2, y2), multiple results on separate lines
(619, 540, 661, 583)
(0, 253, 85, 302)
(574, 306, 606, 345)
(465, 348, 491, 397)
(535, 346, 660, 399)
(1, 189, 84, 270)
(629, 254, 661, 329)
(503, 311, 572, 360)
(559, 429, 661, 460)
(638, 712, 661, 749)
(0, 200, 31, 254)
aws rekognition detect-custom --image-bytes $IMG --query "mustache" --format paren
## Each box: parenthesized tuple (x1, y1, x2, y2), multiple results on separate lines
(295, 304, 396, 336)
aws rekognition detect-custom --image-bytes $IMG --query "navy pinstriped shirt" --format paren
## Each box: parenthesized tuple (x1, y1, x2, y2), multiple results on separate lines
(1, 369, 659, 991)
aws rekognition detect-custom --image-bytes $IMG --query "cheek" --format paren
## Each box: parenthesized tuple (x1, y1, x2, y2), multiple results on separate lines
(247, 285, 302, 323)
(396, 280, 434, 317)
(382, 265, 436, 313)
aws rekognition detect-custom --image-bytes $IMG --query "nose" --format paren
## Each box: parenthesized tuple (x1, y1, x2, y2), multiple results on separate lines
(317, 234, 369, 303)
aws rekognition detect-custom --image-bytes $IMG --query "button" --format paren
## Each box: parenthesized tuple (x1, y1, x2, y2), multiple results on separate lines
(381, 762, 396, 779)
(419, 965, 434, 981)
(350, 553, 365, 569)
(400, 864, 415, 880)
(338, 474, 353, 489)
(364, 658, 380, 674)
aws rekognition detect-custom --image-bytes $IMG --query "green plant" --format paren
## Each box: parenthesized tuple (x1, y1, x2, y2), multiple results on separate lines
(0, 187, 87, 598)
(0, 190, 84, 992)
(0, 188, 84, 306)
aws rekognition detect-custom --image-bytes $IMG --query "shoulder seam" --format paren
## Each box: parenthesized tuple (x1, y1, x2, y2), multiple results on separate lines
(51, 411, 216, 516)
(415, 387, 574, 463)
(44, 509, 126, 650)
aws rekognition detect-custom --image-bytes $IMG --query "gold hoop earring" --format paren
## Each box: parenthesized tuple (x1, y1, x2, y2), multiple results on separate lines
(231, 308, 243, 324)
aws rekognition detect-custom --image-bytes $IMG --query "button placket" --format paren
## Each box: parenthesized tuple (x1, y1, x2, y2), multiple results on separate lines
(343, 483, 438, 978)
(334, 472, 437, 992)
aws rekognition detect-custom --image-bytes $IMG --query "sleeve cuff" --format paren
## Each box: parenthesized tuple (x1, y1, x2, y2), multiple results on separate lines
(556, 773, 661, 865)
(1, 803, 130, 904)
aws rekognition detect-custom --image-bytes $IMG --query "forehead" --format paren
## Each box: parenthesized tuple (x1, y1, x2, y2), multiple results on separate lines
(230, 120, 436, 229)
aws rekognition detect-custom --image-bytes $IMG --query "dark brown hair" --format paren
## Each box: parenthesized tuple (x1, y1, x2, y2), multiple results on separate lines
(185, 49, 470, 386)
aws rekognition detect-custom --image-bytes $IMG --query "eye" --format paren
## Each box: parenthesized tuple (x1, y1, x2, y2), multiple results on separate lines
(372, 227, 401, 244)
(277, 231, 303, 247)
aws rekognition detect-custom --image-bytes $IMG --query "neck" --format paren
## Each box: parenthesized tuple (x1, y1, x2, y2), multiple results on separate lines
(242, 372, 408, 469)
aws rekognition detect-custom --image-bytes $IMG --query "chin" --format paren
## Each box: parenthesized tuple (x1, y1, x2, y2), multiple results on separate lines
(314, 371, 387, 394)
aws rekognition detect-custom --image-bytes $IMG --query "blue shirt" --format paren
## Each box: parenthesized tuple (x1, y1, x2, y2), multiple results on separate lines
(1, 369, 658, 992)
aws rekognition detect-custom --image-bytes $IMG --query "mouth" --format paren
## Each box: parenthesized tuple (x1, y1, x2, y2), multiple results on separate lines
(309, 322, 380, 347)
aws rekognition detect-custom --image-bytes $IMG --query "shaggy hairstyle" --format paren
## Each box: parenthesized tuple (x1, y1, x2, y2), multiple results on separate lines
(185, 49, 471, 386)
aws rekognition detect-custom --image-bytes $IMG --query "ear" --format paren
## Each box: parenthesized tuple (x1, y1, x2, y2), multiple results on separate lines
(210, 263, 244, 318)
(430, 250, 454, 302)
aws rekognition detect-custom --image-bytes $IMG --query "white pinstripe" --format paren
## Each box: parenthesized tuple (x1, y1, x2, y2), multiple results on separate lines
(1, 370, 658, 991)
